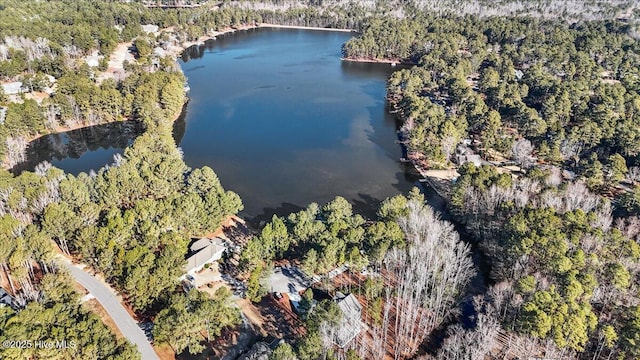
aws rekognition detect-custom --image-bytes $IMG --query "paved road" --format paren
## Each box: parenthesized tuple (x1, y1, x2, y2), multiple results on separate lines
(61, 261, 159, 360)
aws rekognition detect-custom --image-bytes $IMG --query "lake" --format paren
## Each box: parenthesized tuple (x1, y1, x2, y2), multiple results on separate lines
(17, 28, 421, 223)
(11, 121, 144, 175)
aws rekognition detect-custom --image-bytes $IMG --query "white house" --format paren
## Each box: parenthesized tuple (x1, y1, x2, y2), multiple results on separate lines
(1, 81, 22, 95)
(183, 237, 226, 276)
(456, 154, 482, 167)
(85, 50, 101, 67)
(141, 24, 159, 34)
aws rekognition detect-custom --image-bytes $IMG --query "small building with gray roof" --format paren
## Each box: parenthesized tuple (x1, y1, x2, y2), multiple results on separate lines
(0, 287, 17, 309)
(184, 237, 226, 276)
(332, 292, 363, 348)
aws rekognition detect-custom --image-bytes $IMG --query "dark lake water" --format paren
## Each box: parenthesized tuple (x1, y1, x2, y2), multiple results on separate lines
(16, 28, 420, 222)
(11, 121, 144, 175)
(178, 28, 419, 221)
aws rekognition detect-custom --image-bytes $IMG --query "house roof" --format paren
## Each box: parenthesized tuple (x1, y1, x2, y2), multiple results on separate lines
(190, 237, 225, 252)
(457, 154, 482, 166)
(185, 238, 226, 273)
(0, 288, 15, 307)
(333, 293, 363, 348)
(1, 81, 22, 95)
(336, 293, 362, 319)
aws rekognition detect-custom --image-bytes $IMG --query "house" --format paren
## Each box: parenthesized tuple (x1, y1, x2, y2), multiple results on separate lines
(1, 81, 23, 95)
(455, 144, 482, 167)
(0, 287, 17, 309)
(85, 50, 101, 67)
(269, 265, 311, 295)
(289, 292, 303, 313)
(332, 292, 363, 348)
(183, 237, 226, 276)
(327, 264, 349, 279)
(456, 154, 482, 167)
(141, 24, 159, 34)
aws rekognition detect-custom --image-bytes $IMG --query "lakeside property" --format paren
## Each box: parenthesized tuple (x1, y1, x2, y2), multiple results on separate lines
(2, 23, 359, 171)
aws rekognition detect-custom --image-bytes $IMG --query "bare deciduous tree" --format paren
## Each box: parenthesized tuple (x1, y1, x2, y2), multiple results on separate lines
(591, 201, 612, 232)
(43, 104, 60, 131)
(437, 312, 500, 360)
(627, 166, 640, 184)
(616, 217, 640, 242)
(560, 139, 583, 167)
(546, 166, 563, 186)
(382, 200, 475, 359)
(561, 181, 600, 213)
(541, 190, 562, 211)
(64, 95, 84, 128)
(512, 138, 534, 167)
(0, 44, 8, 62)
(441, 135, 457, 164)
(5, 136, 28, 168)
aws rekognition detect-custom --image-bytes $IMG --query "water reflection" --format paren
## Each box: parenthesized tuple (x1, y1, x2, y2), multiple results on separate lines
(172, 105, 188, 145)
(14, 29, 422, 224)
(12, 121, 144, 175)
(180, 29, 263, 63)
(178, 28, 421, 222)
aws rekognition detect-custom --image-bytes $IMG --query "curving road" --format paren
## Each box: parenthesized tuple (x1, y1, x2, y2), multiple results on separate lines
(60, 260, 159, 360)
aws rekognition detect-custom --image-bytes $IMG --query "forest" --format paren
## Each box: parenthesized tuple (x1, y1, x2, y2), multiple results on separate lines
(241, 192, 475, 360)
(344, 15, 640, 173)
(0, 0, 368, 168)
(0, 95, 245, 358)
(0, 1, 251, 358)
(0, 0, 639, 359)
(338, 8, 640, 360)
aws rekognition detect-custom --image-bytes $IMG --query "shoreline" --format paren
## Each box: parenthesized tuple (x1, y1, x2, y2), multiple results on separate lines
(341, 56, 416, 66)
(178, 23, 356, 50)
(259, 23, 356, 33)
(3, 23, 376, 171)
(1, 119, 135, 170)
(26, 119, 131, 144)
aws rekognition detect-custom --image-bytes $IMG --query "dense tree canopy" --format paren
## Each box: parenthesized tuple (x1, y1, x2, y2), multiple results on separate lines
(0, 272, 139, 359)
(447, 163, 640, 357)
(153, 287, 240, 355)
(344, 14, 640, 180)
(339, 7, 640, 359)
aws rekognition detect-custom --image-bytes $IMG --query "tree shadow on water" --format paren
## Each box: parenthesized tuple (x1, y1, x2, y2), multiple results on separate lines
(351, 193, 383, 220)
(391, 166, 422, 192)
(248, 202, 305, 228)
